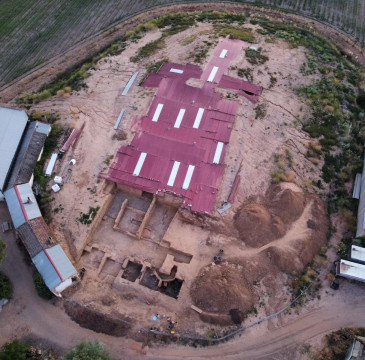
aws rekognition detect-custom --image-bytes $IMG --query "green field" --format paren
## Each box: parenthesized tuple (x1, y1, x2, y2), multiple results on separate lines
(0, 0, 364, 88)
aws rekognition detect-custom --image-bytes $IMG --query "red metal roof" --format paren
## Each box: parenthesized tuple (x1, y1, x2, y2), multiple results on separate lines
(60, 128, 81, 153)
(102, 38, 262, 213)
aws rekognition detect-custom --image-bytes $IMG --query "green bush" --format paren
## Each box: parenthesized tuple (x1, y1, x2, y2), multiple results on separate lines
(0, 272, 12, 299)
(357, 94, 365, 109)
(78, 206, 100, 225)
(219, 26, 255, 42)
(0, 340, 29, 360)
(33, 272, 54, 300)
(63, 341, 111, 360)
(130, 37, 165, 63)
(0, 239, 5, 266)
(245, 48, 268, 65)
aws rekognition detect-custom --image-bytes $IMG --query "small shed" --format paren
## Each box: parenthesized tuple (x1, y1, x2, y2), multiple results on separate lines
(336, 259, 365, 283)
(32, 244, 77, 297)
(4, 184, 42, 228)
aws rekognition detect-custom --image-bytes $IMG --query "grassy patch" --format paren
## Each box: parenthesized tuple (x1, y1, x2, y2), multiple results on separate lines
(245, 48, 268, 65)
(218, 26, 255, 42)
(78, 206, 100, 225)
(235, 66, 253, 81)
(189, 41, 215, 64)
(254, 103, 267, 119)
(130, 37, 165, 63)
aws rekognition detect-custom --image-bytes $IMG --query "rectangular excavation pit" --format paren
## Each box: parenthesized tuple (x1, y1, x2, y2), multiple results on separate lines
(119, 207, 145, 234)
(142, 202, 177, 241)
(140, 267, 159, 291)
(101, 259, 123, 277)
(121, 261, 142, 282)
(161, 278, 184, 299)
(106, 191, 152, 219)
(140, 267, 183, 299)
(82, 248, 105, 269)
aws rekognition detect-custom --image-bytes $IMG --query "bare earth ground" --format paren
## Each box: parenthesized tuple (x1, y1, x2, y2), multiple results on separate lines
(0, 19, 364, 360)
(1, 197, 365, 359)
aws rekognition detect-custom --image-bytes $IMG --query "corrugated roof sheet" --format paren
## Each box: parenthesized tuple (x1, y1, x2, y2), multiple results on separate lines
(32, 244, 77, 291)
(102, 38, 261, 213)
(338, 259, 365, 281)
(4, 183, 41, 228)
(6, 121, 50, 189)
(17, 217, 54, 258)
(0, 107, 28, 191)
(351, 245, 365, 263)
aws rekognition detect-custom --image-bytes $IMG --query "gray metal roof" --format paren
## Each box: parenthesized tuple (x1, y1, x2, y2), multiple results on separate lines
(6, 121, 51, 189)
(32, 244, 77, 291)
(34, 121, 51, 135)
(0, 107, 28, 191)
(4, 183, 41, 228)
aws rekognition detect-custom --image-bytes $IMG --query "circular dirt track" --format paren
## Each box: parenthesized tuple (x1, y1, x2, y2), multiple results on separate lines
(1, 4, 364, 359)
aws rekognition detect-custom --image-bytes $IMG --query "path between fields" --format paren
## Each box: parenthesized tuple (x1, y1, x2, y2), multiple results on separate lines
(1, 201, 365, 359)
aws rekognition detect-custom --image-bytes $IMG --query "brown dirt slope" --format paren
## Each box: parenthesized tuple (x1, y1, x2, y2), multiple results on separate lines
(234, 185, 307, 247)
(190, 262, 255, 314)
(191, 184, 329, 321)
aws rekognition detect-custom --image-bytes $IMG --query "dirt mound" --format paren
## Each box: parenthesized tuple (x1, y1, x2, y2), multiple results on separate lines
(268, 186, 306, 224)
(64, 300, 132, 336)
(234, 184, 307, 247)
(261, 194, 329, 273)
(190, 262, 255, 314)
(234, 203, 285, 247)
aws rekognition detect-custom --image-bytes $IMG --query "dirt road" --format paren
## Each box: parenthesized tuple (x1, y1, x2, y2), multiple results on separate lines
(1, 196, 364, 359)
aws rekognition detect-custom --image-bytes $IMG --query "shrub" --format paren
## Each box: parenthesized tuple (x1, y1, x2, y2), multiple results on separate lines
(63, 342, 111, 360)
(245, 48, 268, 65)
(0, 239, 5, 266)
(219, 26, 255, 42)
(0, 340, 29, 360)
(130, 37, 165, 63)
(0, 272, 12, 299)
(33, 272, 54, 300)
(357, 94, 365, 109)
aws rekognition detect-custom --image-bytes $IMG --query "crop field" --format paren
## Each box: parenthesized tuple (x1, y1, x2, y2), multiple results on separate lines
(0, 0, 365, 88)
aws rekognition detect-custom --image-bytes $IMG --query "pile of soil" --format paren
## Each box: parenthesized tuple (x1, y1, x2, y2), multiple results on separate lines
(234, 185, 306, 247)
(191, 184, 329, 324)
(190, 262, 255, 315)
(64, 300, 132, 336)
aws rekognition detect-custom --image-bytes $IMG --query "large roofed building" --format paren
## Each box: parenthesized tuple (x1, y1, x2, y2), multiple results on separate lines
(0, 107, 28, 200)
(101, 38, 262, 214)
(0, 106, 78, 296)
(6, 121, 51, 190)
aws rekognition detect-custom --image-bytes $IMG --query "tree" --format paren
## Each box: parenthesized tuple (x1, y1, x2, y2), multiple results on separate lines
(0, 340, 28, 360)
(63, 342, 111, 360)
(0, 240, 6, 267)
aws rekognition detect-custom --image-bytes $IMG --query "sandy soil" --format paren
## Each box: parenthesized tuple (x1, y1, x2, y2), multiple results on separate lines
(25, 21, 331, 334)
(1, 18, 357, 358)
(1, 196, 365, 360)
